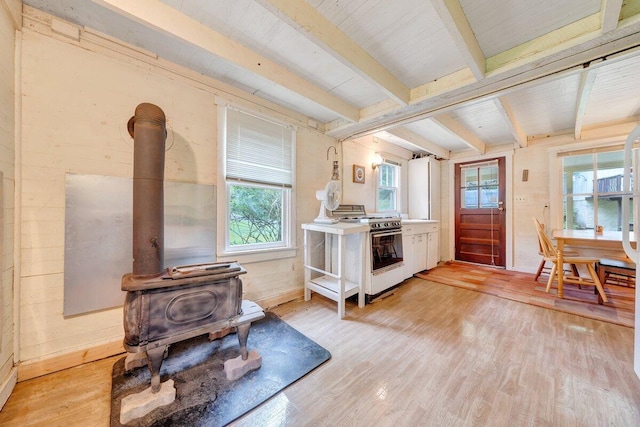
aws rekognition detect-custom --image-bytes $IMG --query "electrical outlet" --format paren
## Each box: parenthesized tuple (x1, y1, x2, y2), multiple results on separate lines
(515, 195, 527, 203)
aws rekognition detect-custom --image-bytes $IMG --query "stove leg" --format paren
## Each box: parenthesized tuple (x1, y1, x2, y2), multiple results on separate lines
(147, 346, 167, 393)
(237, 322, 250, 360)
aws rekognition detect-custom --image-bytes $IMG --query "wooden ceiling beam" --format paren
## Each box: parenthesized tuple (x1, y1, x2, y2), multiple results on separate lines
(431, 114, 486, 154)
(385, 127, 451, 159)
(601, 0, 624, 33)
(493, 98, 527, 148)
(256, 0, 410, 106)
(574, 68, 599, 140)
(486, 14, 601, 74)
(431, 0, 485, 80)
(327, 13, 640, 139)
(93, 0, 361, 122)
(530, 117, 640, 146)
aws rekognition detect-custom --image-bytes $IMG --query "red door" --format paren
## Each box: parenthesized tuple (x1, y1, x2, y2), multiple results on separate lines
(454, 157, 506, 267)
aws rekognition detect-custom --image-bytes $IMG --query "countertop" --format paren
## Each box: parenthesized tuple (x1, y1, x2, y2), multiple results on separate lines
(401, 219, 439, 224)
(301, 221, 369, 234)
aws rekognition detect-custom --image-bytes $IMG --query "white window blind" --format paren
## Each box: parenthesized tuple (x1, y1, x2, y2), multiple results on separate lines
(226, 108, 293, 187)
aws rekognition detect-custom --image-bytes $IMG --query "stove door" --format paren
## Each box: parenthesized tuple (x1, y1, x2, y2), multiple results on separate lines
(370, 230, 403, 272)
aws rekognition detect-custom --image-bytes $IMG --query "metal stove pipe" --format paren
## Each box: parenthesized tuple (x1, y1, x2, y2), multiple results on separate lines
(127, 103, 166, 278)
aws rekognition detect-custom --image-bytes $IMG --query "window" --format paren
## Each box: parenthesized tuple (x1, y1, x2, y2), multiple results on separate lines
(460, 161, 499, 209)
(223, 107, 295, 253)
(561, 148, 632, 231)
(377, 161, 399, 212)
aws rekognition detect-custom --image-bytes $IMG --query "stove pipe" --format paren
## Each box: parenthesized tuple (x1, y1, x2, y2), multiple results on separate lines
(127, 103, 166, 278)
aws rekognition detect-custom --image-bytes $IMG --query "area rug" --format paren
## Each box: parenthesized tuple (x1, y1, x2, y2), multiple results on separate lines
(109, 312, 331, 426)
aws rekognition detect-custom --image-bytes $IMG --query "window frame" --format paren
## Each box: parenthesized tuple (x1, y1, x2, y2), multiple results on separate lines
(216, 104, 297, 263)
(555, 144, 631, 232)
(376, 160, 400, 212)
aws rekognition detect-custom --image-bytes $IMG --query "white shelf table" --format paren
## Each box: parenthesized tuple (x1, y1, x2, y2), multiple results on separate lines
(301, 222, 368, 318)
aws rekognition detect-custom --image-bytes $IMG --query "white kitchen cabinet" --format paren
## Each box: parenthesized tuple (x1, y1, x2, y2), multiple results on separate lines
(408, 157, 440, 220)
(427, 231, 439, 270)
(301, 222, 368, 319)
(402, 232, 415, 278)
(402, 220, 439, 278)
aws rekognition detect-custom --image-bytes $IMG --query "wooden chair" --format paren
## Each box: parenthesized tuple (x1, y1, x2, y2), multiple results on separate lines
(597, 257, 636, 288)
(533, 217, 607, 304)
(534, 222, 580, 281)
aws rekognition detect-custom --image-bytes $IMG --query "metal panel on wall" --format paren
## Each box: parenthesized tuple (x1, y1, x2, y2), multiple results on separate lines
(64, 174, 216, 316)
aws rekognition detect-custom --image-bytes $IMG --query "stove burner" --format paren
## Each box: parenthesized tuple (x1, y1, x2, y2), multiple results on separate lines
(331, 204, 401, 230)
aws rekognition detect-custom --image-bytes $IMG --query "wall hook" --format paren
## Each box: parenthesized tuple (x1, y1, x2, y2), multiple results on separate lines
(326, 146, 337, 160)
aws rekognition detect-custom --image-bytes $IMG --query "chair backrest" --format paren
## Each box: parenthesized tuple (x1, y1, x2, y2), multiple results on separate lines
(536, 222, 545, 255)
(533, 217, 558, 259)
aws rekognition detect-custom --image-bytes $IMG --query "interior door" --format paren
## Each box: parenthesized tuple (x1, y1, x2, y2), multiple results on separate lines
(454, 157, 506, 267)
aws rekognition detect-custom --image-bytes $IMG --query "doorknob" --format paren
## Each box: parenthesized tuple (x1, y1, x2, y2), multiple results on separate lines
(498, 201, 504, 211)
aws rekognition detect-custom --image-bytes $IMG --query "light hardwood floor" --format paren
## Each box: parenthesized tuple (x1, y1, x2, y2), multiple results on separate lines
(1, 275, 639, 426)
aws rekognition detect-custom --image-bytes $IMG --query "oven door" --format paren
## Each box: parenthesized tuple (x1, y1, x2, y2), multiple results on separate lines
(370, 229, 404, 273)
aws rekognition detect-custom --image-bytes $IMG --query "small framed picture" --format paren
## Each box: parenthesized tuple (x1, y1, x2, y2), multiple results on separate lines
(353, 164, 365, 183)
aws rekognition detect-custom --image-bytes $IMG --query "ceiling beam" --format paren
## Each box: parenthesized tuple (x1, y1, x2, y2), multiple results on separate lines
(256, 0, 410, 106)
(327, 12, 640, 139)
(431, 0, 485, 80)
(93, 0, 360, 122)
(529, 117, 640, 146)
(385, 128, 450, 159)
(431, 114, 486, 154)
(493, 98, 527, 148)
(486, 14, 601, 74)
(601, 0, 624, 33)
(574, 68, 599, 139)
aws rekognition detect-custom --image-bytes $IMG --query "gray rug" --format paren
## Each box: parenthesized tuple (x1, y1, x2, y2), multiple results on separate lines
(110, 312, 331, 426)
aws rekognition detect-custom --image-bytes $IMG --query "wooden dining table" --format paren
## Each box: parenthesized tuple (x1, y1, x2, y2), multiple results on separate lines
(551, 229, 635, 298)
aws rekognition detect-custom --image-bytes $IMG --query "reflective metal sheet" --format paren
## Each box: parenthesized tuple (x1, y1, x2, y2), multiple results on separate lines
(64, 174, 216, 316)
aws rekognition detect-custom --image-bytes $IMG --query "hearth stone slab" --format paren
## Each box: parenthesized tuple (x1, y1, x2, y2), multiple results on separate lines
(120, 379, 176, 425)
(224, 349, 262, 380)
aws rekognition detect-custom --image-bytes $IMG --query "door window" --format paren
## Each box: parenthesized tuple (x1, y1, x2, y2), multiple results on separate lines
(460, 161, 499, 209)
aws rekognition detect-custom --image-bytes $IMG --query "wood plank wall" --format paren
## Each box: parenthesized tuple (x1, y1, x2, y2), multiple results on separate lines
(0, 0, 18, 408)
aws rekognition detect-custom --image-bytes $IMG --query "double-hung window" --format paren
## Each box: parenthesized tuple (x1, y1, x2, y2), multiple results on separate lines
(560, 147, 631, 231)
(223, 107, 295, 254)
(377, 160, 399, 212)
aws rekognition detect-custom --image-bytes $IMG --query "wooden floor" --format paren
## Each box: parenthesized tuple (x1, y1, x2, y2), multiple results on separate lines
(2, 270, 640, 426)
(418, 261, 635, 328)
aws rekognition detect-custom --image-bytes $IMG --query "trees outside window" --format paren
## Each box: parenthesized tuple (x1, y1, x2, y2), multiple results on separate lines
(229, 184, 283, 246)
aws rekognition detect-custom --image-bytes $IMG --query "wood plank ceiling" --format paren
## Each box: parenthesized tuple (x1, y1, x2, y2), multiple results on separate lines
(23, 0, 640, 159)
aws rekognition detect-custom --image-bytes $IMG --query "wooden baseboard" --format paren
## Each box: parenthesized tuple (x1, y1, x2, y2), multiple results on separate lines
(15, 289, 304, 382)
(17, 340, 125, 382)
(0, 367, 17, 410)
(255, 288, 304, 311)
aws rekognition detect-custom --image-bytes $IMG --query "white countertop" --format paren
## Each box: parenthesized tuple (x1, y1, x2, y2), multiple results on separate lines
(301, 221, 369, 234)
(402, 219, 439, 224)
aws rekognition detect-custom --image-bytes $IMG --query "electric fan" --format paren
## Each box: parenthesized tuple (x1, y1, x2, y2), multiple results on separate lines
(314, 180, 341, 223)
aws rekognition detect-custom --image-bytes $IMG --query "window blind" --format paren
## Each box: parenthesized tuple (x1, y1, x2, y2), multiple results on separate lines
(226, 108, 293, 187)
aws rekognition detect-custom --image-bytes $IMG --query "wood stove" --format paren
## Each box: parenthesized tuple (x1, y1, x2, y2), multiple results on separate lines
(121, 103, 264, 396)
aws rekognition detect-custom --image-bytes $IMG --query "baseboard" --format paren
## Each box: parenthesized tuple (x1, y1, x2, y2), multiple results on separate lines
(17, 340, 125, 382)
(0, 367, 17, 410)
(16, 289, 304, 382)
(255, 288, 304, 311)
